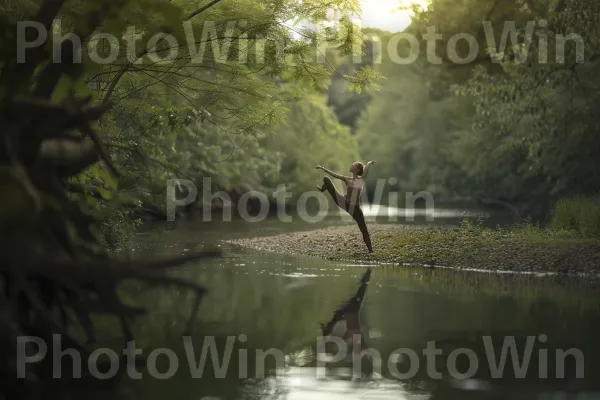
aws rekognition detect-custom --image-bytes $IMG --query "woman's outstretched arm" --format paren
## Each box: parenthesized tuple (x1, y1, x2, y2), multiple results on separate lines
(315, 165, 348, 181)
(362, 160, 376, 179)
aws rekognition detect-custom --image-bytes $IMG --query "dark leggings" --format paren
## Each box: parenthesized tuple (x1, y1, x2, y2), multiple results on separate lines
(319, 177, 373, 253)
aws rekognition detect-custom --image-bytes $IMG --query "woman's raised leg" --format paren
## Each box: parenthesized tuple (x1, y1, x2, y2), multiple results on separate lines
(318, 176, 347, 209)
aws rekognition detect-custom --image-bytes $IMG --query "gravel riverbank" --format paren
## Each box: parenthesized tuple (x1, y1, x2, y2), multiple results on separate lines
(229, 224, 600, 275)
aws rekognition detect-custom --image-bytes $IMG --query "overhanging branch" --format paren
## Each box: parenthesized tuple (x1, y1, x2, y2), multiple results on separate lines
(186, 0, 225, 21)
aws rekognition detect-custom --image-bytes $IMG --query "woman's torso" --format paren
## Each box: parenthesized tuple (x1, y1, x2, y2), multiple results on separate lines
(345, 177, 364, 205)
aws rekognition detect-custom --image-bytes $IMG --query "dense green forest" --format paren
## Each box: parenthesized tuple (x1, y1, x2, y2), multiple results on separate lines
(1, 0, 379, 250)
(3, 0, 598, 252)
(342, 0, 600, 220)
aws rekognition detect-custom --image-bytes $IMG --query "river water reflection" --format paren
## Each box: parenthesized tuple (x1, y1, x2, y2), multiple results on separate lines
(124, 212, 600, 400)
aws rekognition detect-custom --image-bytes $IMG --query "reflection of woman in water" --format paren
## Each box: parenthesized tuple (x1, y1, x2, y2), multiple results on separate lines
(315, 161, 376, 253)
(321, 267, 372, 353)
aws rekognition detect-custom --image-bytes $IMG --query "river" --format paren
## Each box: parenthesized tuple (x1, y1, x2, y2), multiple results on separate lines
(123, 208, 600, 400)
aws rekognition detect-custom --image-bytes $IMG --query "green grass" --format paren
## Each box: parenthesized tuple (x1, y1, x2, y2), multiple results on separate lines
(373, 218, 600, 274)
(549, 196, 600, 238)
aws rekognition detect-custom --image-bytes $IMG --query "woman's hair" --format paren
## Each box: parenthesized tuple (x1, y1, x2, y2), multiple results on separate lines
(351, 162, 364, 176)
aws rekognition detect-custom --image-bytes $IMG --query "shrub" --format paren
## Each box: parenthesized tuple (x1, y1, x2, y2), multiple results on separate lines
(549, 196, 600, 238)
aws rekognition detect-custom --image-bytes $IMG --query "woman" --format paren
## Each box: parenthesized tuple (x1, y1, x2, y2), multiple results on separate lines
(315, 160, 376, 253)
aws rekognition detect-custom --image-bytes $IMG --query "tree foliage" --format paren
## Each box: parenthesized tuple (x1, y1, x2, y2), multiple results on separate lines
(0, 0, 379, 244)
(451, 0, 600, 214)
(352, 0, 600, 216)
(0, 0, 375, 396)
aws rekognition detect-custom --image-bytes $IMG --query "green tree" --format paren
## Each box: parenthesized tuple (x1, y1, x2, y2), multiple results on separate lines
(451, 0, 600, 215)
(0, 0, 379, 244)
(262, 89, 358, 196)
(0, 0, 378, 396)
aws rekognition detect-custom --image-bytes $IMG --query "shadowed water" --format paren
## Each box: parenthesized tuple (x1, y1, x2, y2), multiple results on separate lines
(122, 212, 600, 400)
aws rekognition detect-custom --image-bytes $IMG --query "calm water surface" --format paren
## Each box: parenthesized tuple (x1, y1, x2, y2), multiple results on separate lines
(123, 210, 600, 400)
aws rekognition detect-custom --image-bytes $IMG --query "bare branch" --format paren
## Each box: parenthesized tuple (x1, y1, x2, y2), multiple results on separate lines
(79, 124, 121, 177)
(186, 0, 225, 21)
